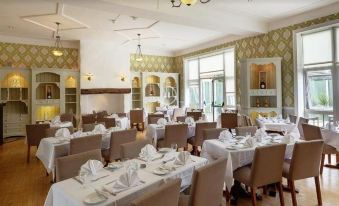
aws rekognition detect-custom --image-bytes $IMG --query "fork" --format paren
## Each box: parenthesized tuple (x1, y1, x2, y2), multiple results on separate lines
(91, 175, 109, 182)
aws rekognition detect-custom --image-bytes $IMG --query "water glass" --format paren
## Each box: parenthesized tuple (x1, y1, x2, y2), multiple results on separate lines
(78, 171, 89, 188)
(171, 143, 178, 152)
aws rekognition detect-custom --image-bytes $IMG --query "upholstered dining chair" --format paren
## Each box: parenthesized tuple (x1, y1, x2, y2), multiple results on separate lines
(188, 122, 217, 155)
(186, 111, 202, 121)
(121, 139, 152, 160)
(178, 158, 227, 206)
(297, 117, 309, 139)
(245, 115, 254, 126)
(289, 115, 297, 124)
(157, 124, 188, 149)
(235, 126, 257, 136)
(101, 117, 116, 128)
(176, 116, 186, 123)
(116, 112, 127, 117)
(44, 126, 74, 137)
(302, 123, 338, 174)
(95, 110, 108, 122)
(102, 128, 137, 162)
(26, 124, 50, 163)
(282, 140, 324, 206)
(172, 108, 185, 121)
(203, 128, 227, 141)
(221, 113, 238, 132)
(82, 123, 96, 132)
(131, 179, 182, 206)
(60, 113, 76, 127)
(69, 134, 102, 155)
(55, 149, 102, 182)
(148, 113, 165, 124)
(130, 109, 145, 131)
(82, 114, 96, 124)
(233, 144, 287, 206)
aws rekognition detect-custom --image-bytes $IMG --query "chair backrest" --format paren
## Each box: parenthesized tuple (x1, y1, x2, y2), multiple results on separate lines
(221, 113, 238, 129)
(172, 108, 185, 121)
(288, 140, 324, 180)
(245, 115, 253, 126)
(203, 128, 227, 141)
(55, 149, 102, 182)
(117, 113, 127, 117)
(108, 129, 137, 161)
(302, 123, 323, 141)
(102, 118, 116, 128)
(60, 113, 75, 127)
(188, 158, 227, 206)
(235, 126, 257, 136)
(82, 114, 96, 124)
(69, 134, 102, 155)
(131, 179, 181, 206)
(130, 110, 144, 124)
(192, 122, 217, 146)
(44, 126, 74, 137)
(298, 117, 309, 139)
(176, 116, 186, 123)
(121, 139, 152, 160)
(187, 112, 202, 121)
(82, 123, 96, 132)
(250, 144, 286, 187)
(148, 114, 165, 124)
(289, 115, 297, 124)
(96, 111, 108, 123)
(163, 124, 188, 148)
(26, 124, 50, 146)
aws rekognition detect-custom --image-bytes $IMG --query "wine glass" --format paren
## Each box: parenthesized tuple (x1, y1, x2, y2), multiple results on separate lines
(78, 171, 89, 189)
(171, 143, 178, 152)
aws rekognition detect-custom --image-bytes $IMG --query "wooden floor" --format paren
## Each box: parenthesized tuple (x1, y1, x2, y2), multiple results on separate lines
(0, 136, 338, 206)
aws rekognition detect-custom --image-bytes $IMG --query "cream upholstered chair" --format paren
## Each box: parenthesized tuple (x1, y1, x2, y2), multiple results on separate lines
(44, 126, 74, 137)
(178, 158, 227, 206)
(233, 144, 287, 206)
(297, 117, 309, 139)
(282, 140, 324, 206)
(235, 126, 257, 136)
(203, 128, 227, 141)
(289, 115, 297, 124)
(26, 124, 50, 163)
(188, 122, 217, 155)
(69, 134, 102, 155)
(130, 109, 145, 131)
(55, 149, 102, 182)
(148, 113, 165, 124)
(221, 113, 238, 131)
(82, 114, 96, 124)
(132, 179, 181, 206)
(302, 123, 337, 174)
(102, 129, 137, 162)
(186, 111, 202, 121)
(121, 139, 152, 159)
(157, 124, 188, 149)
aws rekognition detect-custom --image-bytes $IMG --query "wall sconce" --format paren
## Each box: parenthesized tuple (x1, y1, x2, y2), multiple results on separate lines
(120, 74, 126, 82)
(85, 73, 94, 81)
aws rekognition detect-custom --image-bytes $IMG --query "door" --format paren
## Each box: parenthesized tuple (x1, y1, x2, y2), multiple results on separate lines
(201, 77, 224, 121)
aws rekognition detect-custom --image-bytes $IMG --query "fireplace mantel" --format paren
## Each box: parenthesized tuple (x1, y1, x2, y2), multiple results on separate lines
(81, 88, 131, 95)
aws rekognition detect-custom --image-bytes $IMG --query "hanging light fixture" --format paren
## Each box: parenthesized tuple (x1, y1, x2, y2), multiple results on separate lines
(135, 33, 143, 62)
(171, 0, 210, 7)
(52, 22, 63, 57)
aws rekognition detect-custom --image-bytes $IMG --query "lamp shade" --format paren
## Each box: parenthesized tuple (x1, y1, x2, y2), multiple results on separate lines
(181, 0, 197, 6)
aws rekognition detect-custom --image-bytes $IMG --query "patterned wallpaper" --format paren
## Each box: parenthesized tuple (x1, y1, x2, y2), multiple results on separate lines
(0, 42, 79, 70)
(130, 54, 178, 73)
(176, 12, 339, 107)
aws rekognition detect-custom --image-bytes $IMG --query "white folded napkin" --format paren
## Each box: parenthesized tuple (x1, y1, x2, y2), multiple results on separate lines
(139, 144, 158, 161)
(80, 160, 104, 176)
(185, 117, 195, 124)
(51, 115, 61, 124)
(109, 114, 119, 119)
(92, 124, 106, 134)
(218, 130, 233, 142)
(282, 133, 296, 144)
(105, 169, 142, 193)
(157, 118, 167, 126)
(174, 151, 192, 165)
(285, 116, 291, 123)
(55, 128, 71, 138)
(244, 136, 256, 147)
(255, 128, 267, 139)
(155, 111, 163, 114)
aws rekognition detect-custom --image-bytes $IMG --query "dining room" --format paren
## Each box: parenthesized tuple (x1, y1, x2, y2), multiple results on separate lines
(0, 0, 339, 206)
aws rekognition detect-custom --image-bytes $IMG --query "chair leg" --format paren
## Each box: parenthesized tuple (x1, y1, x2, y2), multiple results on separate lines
(263, 185, 267, 195)
(26, 146, 30, 163)
(276, 182, 285, 206)
(320, 154, 325, 175)
(314, 176, 322, 206)
(327, 154, 331, 164)
(289, 180, 297, 206)
(250, 187, 257, 206)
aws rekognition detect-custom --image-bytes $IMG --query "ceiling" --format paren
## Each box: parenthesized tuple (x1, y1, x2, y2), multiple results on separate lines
(0, 0, 338, 55)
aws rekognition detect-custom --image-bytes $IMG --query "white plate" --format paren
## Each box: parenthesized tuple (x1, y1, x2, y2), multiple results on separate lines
(158, 148, 173, 153)
(152, 169, 170, 176)
(107, 162, 123, 170)
(226, 146, 237, 150)
(83, 192, 107, 205)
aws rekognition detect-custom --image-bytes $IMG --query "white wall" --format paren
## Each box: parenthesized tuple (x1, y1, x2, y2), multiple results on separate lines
(80, 94, 125, 114)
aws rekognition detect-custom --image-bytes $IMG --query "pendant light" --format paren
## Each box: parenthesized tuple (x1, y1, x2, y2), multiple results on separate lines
(52, 22, 63, 57)
(135, 33, 143, 62)
(171, 0, 210, 7)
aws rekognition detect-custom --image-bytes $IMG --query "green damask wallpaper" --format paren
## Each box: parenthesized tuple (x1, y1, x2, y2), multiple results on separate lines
(130, 54, 178, 73)
(176, 12, 339, 107)
(0, 42, 79, 70)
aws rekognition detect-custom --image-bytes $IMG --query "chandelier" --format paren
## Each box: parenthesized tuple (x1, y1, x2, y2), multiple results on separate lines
(171, 0, 211, 7)
(52, 22, 63, 57)
(135, 33, 143, 62)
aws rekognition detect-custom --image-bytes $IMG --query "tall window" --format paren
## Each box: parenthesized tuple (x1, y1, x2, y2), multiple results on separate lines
(296, 25, 339, 126)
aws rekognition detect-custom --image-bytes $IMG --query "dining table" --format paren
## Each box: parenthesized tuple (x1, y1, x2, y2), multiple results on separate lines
(106, 115, 130, 129)
(256, 118, 298, 134)
(44, 153, 207, 206)
(201, 135, 297, 191)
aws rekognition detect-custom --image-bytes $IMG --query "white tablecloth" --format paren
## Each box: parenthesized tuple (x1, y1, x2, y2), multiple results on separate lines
(107, 116, 130, 129)
(257, 119, 297, 133)
(145, 124, 196, 146)
(44, 154, 207, 206)
(201, 138, 296, 190)
(322, 129, 339, 152)
(50, 121, 73, 128)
